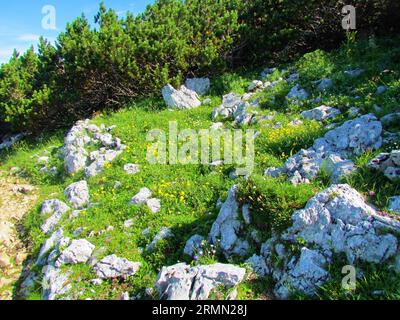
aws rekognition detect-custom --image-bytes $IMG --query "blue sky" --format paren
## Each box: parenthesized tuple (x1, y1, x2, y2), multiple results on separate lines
(0, 1, 154, 64)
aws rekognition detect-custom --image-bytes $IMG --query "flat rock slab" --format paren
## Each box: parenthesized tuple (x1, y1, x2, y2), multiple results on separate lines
(94, 254, 141, 279)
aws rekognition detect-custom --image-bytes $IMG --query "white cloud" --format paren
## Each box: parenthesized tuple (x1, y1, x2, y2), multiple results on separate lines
(0, 45, 34, 64)
(17, 33, 40, 42)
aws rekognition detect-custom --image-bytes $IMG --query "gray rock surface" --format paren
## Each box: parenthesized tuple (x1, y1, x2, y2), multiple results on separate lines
(300, 105, 341, 121)
(183, 235, 205, 257)
(162, 84, 201, 109)
(146, 227, 174, 251)
(265, 114, 383, 184)
(209, 185, 249, 257)
(155, 263, 246, 300)
(42, 266, 72, 300)
(94, 255, 141, 279)
(389, 196, 400, 213)
(287, 85, 309, 101)
(247, 184, 400, 299)
(64, 180, 90, 209)
(124, 163, 140, 175)
(55, 239, 95, 267)
(40, 200, 71, 234)
(130, 187, 153, 205)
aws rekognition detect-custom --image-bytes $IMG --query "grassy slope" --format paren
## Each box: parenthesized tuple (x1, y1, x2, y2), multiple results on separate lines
(1, 35, 400, 300)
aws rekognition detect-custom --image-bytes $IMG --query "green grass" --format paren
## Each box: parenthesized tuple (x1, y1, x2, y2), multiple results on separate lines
(1, 35, 400, 300)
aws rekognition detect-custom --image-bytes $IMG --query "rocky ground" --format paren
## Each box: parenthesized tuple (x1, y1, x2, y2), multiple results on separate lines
(0, 172, 37, 299)
(0, 37, 400, 300)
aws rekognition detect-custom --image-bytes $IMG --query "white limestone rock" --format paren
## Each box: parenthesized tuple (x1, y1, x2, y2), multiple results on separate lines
(274, 248, 329, 299)
(209, 185, 249, 257)
(283, 184, 398, 264)
(94, 255, 141, 279)
(155, 263, 246, 300)
(130, 187, 153, 205)
(42, 266, 72, 300)
(40, 200, 71, 235)
(146, 198, 161, 213)
(212, 93, 242, 120)
(55, 239, 95, 267)
(300, 105, 341, 121)
(162, 84, 201, 109)
(64, 180, 90, 209)
(248, 80, 263, 92)
(124, 163, 140, 175)
(271, 114, 383, 184)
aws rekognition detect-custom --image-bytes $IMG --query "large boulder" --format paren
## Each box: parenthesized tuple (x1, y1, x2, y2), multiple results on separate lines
(155, 263, 246, 300)
(162, 84, 201, 109)
(248, 184, 400, 299)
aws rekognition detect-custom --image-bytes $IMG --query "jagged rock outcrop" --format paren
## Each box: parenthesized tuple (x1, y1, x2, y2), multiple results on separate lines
(209, 185, 249, 257)
(155, 263, 246, 300)
(162, 84, 201, 109)
(62, 120, 125, 176)
(265, 114, 383, 184)
(40, 200, 71, 235)
(64, 180, 90, 209)
(246, 184, 400, 299)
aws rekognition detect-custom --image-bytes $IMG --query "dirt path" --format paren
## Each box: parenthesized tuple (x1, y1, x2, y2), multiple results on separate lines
(0, 171, 37, 300)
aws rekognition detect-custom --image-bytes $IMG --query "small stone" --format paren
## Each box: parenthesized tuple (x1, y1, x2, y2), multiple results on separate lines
(124, 219, 134, 229)
(130, 187, 152, 205)
(183, 235, 205, 257)
(146, 198, 161, 213)
(146, 227, 174, 252)
(124, 164, 140, 175)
